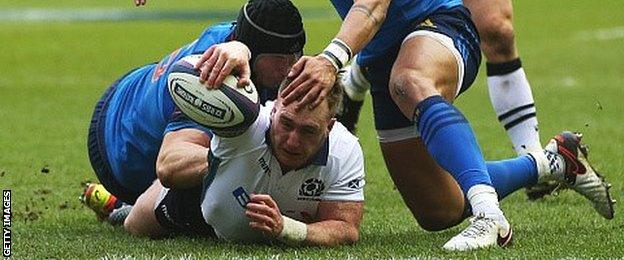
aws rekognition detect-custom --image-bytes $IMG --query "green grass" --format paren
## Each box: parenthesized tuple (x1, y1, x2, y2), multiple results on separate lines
(1, 0, 623, 258)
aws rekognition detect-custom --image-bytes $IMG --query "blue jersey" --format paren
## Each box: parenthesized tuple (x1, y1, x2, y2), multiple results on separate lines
(329, 0, 462, 65)
(103, 22, 235, 193)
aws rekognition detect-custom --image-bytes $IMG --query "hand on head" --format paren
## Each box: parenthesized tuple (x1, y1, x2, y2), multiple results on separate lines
(281, 56, 338, 109)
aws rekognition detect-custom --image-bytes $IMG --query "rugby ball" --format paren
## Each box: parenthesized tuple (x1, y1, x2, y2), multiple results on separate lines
(167, 55, 260, 134)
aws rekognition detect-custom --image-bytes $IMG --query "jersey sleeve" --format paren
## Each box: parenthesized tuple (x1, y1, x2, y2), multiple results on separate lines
(321, 141, 365, 201)
(164, 108, 213, 137)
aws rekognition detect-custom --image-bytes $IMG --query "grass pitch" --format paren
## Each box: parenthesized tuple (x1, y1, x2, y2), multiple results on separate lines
(1, 0, 623, 258)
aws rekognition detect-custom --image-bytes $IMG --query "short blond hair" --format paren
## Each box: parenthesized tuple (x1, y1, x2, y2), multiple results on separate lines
(278, 74, 344, 118)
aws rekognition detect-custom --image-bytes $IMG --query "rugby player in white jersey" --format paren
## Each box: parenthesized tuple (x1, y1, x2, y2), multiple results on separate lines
(123, 78, 365, 246)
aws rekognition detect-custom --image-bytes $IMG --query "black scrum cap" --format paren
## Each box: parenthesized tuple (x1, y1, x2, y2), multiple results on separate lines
(235, 0, 306, 59)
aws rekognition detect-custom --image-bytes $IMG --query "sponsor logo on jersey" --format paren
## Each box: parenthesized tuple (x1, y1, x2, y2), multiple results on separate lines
(347, 177, 364, 190)
(258, 157, 271, 176)
(298, 178, 325, 201)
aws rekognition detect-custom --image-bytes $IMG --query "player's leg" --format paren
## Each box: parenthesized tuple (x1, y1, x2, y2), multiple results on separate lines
(125, 180, 216, 237)
(379, 137, 466, 230)
(337, 58, 370, 133)
(123, 180, 167, 237)
(464, 0, 541, 155)
(385, 8, 514, 250)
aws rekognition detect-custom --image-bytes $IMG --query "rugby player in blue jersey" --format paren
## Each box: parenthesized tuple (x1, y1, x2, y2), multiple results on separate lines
(206, 0, 618, 251)
(336, 0, 556, 200)
(81, 0, 306, 222)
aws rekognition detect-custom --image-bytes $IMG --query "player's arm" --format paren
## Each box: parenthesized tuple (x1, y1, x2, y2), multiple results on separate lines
(281, 0, 389, 107)
(156, 128, 210, 189)
(335, 0, 389, 55)
(246, 195, 363, 246)
(304, 200, 363, 245)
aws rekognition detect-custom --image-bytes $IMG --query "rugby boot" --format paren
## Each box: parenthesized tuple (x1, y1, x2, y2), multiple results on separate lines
(108, 204, 133, 226)
(525, 180, 564, 201)
(443, 213, 513, 251)
(79, 183, 118, 221)
(541, 131, 615, 219)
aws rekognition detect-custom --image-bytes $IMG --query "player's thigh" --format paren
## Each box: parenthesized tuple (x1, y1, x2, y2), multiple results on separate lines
(388, 34, 460, 118)
(464, 0, 517, 61)
(124, 180, 165, 237)
(380, 138, 465, 231)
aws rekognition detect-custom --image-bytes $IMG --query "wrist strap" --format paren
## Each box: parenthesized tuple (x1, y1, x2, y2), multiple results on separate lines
(278, 216, 307, 245)
(320, 38, 353, 71)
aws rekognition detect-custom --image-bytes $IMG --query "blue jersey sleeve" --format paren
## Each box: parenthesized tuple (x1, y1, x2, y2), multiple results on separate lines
(164, 108, 214, 138)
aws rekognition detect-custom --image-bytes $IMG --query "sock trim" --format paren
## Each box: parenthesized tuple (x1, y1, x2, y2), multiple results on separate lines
(424, 118, 468, 146)
(504, 112, 537, 130)
(486, 58, 522, 76)
(497, 103, 535, 121)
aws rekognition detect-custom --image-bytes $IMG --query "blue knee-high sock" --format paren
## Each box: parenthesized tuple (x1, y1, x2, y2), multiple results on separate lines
(487, 155, 538, 200)
(414, 95, 492, 195)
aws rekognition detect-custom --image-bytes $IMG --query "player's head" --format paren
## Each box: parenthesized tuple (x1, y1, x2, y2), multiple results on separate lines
(269, 77, 344, 171)
(235, 0, 305, 90)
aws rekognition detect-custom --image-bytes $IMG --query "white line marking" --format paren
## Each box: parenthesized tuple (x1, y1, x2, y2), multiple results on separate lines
(575, 26, 624, 41)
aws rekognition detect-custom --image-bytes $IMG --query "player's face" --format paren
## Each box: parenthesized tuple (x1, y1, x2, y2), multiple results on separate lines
(251, 53, 299, 90)
(270, 99, 334, 171)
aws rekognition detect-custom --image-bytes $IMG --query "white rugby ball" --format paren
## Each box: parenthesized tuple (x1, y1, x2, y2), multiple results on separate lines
(167, 55, 260, 133)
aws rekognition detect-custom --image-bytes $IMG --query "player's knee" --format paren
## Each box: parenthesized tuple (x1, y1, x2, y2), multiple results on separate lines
(389, 71, 434, 115)
(124, 195, 161, 237)
(414, 212, 462, 232)
(479, 13, 516, 58)
(409, 206, 463, 232)
(123, 208, 146, 236)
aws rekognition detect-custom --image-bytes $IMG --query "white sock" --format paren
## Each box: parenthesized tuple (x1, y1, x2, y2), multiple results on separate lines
(342, 58, 370, 102)
(529, 146, 566, 182)
(467, 185, 504, 221)
(487, 59, 541, 155)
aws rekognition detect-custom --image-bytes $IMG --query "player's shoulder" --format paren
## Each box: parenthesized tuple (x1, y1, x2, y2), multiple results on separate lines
(202, 22, 235, 37)
(327, 122, 362, 162)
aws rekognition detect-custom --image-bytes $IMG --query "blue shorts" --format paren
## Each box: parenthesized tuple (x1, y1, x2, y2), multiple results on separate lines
(360, 6, 481, 142)
(87, 68, 143, 204)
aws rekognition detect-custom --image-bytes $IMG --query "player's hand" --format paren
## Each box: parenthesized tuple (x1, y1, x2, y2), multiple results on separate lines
(246, 194, 284, 237)
(281, 55, 337, 109)
(134, 0, 147, 6)
(194, 41, 252, 89)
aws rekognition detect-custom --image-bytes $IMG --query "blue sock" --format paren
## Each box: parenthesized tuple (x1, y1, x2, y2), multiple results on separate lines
(414, 95, 492, 195)
(487, 155, 538, 200)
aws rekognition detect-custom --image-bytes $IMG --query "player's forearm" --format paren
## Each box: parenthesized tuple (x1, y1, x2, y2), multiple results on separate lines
(156, 143, 208, 189)
(336, 0, 389, 54)
(304, 220, 360, 246)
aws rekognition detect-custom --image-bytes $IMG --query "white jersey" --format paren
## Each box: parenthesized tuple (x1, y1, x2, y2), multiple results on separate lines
(201, 102, 365, 242)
